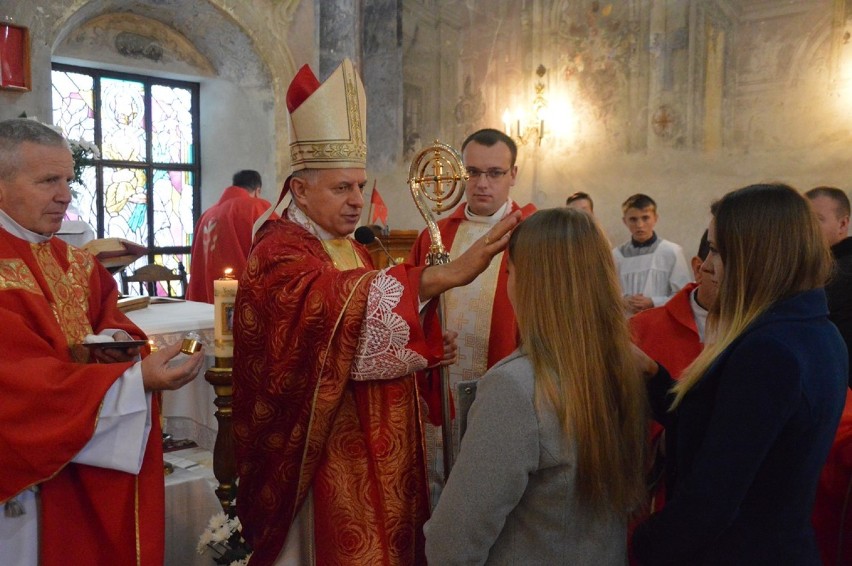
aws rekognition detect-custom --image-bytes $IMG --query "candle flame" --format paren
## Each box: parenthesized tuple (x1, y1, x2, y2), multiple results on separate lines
(223, 267, 234, 279)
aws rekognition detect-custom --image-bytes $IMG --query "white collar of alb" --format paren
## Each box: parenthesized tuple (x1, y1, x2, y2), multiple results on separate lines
(0, 209, 52, 243)
(287, 201, 342, 241)
(464, 198, 512, 225)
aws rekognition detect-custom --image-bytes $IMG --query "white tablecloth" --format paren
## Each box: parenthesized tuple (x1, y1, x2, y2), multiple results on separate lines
(164, 448, 222, 566)
(127, 299, 215, 336)
(127, 301, 218, 450)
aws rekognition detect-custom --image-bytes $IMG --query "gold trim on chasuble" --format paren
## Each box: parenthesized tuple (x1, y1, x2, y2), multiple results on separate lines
(32, 243, 95, 349)
(321, 238, 364, 271)
(446, 221, 501, 380)
(135, 475, 142, 566)
(0, 259, 39, 294)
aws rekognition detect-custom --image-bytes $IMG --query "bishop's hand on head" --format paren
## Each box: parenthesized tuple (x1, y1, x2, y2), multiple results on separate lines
(418, 210, 521, 301)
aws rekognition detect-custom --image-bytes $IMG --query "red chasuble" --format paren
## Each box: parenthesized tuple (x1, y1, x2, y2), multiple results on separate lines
(186, 185, 273, 303)
(0, 229, 164, 566)
(233, 216, 442, 566)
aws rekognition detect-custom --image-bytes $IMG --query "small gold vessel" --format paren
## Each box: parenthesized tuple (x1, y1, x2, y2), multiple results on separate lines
(180, 332, 203, 355)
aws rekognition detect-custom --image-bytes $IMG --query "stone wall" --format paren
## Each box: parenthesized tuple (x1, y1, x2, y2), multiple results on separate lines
(0, 0, 309, 209)
(394, 0, 852, 251)
(2, 0, 851, 250)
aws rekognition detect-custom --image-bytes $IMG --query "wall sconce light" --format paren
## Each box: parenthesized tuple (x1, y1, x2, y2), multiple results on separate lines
(503, 64, 548, 146)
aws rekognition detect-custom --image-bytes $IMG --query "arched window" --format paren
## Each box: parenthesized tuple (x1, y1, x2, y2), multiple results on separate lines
(52, 63, 200, 291)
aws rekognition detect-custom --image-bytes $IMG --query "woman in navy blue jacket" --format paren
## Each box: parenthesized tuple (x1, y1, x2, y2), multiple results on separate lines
(632, 184, 848, 565)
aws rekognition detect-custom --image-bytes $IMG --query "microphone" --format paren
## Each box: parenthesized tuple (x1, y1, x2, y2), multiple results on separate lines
(354, 226, 397, 266)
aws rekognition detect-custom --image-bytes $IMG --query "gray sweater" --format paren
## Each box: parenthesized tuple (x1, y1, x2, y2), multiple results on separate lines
(424, 351, 627, 565)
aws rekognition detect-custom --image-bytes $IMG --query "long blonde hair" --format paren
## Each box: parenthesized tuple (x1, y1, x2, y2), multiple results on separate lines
(508, 208, 646, 516)
(673, 183, 832, 407)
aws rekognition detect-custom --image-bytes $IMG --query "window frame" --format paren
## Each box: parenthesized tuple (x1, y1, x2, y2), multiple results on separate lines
(52, 62, 201, 267)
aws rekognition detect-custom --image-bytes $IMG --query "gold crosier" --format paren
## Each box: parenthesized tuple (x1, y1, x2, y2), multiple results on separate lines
(407, 140, 467, 480)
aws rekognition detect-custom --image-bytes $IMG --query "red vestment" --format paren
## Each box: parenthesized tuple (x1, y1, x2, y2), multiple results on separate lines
(410, 201, 535, 371)
(812, 391, 852, 565)
(628, 283, 701, 563)
(186, 185, 273, 303)
(629, 281, 702, 473)
(233, 215, 442, 566)
(0, 228, 163, 566)
(629, 282, 702, 380)
(408, 201, 536, 422)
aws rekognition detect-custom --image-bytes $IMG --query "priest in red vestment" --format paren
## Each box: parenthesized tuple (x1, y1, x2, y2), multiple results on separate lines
(0, 118, 205, 566)
(186, 169, 272, 303)
(812, 390, 852, 565)
(625, 232, 712, 565)
(408, 128, 535, 503)
(232, 60, 519, 566)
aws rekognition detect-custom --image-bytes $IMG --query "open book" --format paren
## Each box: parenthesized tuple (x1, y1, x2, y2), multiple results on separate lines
(82, 238, 148, 273)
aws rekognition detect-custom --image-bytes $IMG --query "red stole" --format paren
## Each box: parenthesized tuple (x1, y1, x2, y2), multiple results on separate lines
(233, 218, 440, 566)
(0, 230, 163, 566)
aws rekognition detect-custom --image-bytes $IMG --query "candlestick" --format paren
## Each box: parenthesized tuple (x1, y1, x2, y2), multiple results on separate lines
(502, 108, 512, 135)
(213, 268, 238, 358)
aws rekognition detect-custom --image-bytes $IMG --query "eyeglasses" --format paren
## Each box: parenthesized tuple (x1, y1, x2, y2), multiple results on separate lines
(465, 168, 510, 181)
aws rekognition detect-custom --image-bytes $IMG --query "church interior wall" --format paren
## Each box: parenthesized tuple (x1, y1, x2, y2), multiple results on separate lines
(0, 0, 305, 211)
(1, 0, 851, 252)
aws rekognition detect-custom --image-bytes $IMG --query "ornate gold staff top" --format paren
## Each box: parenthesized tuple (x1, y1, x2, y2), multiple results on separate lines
(408, 141, 468, 266)
(407, 140, 468, 480)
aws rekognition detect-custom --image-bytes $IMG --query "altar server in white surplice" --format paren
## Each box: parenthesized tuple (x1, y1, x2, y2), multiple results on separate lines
(613, 193, 691, 316)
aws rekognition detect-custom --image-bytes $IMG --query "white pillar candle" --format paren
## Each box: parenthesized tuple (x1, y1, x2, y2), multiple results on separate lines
(213, 268, 238, 358)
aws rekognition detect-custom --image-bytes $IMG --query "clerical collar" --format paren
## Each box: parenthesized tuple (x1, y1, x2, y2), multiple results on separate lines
(631, 232, 658, 248)
(464, 199, 512, 225)
(690, 286, 709, 343)
(0, 209, 52, 244)
(286, 201, 339, 241)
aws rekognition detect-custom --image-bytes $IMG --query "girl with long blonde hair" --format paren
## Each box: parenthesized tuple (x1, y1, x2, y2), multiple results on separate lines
(426, 208, 647, 565)
(633, 183, 847, 565)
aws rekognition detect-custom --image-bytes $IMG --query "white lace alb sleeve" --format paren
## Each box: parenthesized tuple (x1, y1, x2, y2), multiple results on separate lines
(351, 269, 428, 380)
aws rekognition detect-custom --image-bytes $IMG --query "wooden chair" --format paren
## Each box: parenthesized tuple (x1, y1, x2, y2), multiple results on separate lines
(121, 262, 187, 298)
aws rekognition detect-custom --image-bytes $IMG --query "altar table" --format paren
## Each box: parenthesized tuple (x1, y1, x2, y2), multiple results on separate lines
(164, 448, 222, 566)
(126, 300, 218, 451)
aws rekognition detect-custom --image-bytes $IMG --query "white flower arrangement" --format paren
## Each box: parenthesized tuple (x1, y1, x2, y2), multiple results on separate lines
(19, 114, 99, 192)
(197, 510, 252, 566)
(67, 138, 100, 187)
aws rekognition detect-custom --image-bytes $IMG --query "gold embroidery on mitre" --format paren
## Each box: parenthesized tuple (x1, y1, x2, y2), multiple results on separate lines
(344, 69, 365, 152)
(0, 259, 39, 294)
(288, 58, 368, 170)
(32, 243, 95, 348)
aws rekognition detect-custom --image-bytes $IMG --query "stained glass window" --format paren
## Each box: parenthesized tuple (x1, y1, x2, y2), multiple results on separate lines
(52, 64, 200, 296)
(101, 78, 146, 162)
(152, 85, 194, 164)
